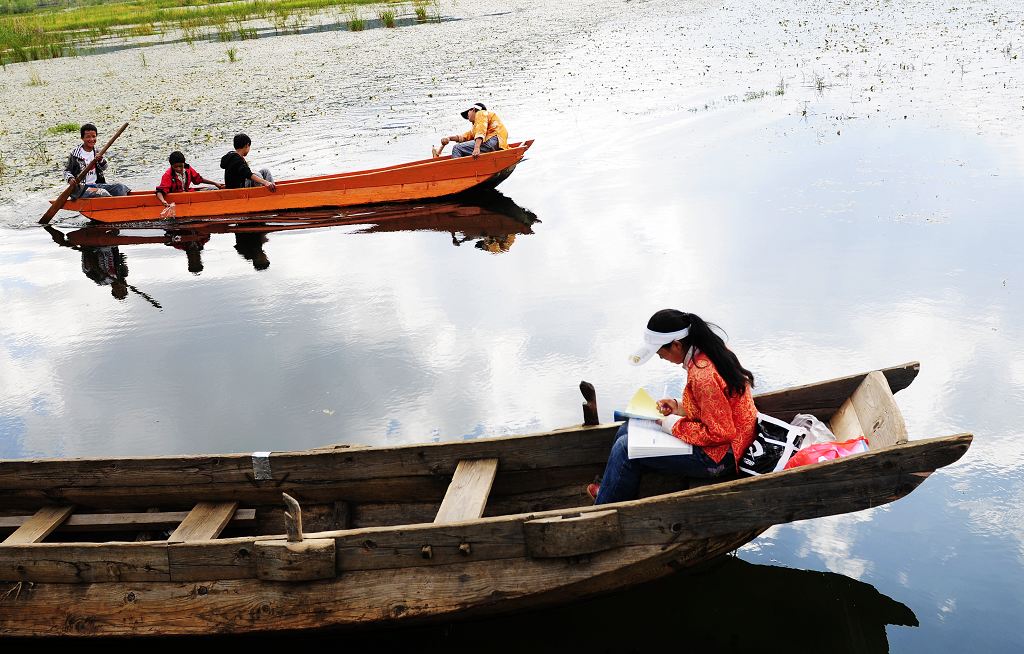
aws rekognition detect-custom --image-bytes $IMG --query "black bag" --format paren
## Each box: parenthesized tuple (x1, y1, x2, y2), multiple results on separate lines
(739, 413, 808, 476)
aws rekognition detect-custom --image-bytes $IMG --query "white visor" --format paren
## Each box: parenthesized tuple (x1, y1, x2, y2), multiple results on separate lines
(627, 327, 690, 366)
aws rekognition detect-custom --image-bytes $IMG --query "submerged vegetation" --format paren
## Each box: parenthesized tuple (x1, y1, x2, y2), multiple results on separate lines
(0, 0, 409, 65)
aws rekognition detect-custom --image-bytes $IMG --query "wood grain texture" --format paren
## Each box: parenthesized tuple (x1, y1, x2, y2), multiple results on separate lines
(1, 506, 73, 545)
(255, 539, 335, 582)
(523, 510, 622, 558)
(852, 371, 909, 448)
(829, 397, 862, 439)
(754, 362, 919, 422)
(0, 510, 255, 535)
(167, 502, 239, 543)
(0, 542, 168, 583)
(434, 459, 499, 524)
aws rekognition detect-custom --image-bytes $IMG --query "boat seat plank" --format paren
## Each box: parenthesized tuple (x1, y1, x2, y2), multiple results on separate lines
(828, 398, 862, 440)
(167, 502, 240, 543)
(851, 371, 909, 449)
(828, 371, 909, 450)
(0, 509, 256, 535)
(433, 459, 499, 524)
(1, 506, 74, 545)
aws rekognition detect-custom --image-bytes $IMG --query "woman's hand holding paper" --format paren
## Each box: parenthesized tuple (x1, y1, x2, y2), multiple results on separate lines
(657, 398, 680, 416)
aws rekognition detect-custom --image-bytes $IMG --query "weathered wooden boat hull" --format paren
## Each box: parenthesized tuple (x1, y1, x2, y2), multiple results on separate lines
(0, 363, 972, 637)
(59, 142, 533, 223)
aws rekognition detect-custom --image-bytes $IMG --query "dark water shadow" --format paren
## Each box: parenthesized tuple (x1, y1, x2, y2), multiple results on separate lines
(268, 556, 917, 652)
(274, 556, 915, 653)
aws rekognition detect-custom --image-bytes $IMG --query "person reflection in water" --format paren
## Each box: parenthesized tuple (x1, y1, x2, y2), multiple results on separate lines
(167, 230, 211, 275)
(234, 232, 270, 271)
(83, 245, 129, 299)
(449, 231, 518, 253)
(475, 234, 517, 253)
(44, 225, 129, 300)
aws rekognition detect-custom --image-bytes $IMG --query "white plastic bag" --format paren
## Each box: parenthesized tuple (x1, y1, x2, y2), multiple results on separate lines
(791, 413, 836, 446)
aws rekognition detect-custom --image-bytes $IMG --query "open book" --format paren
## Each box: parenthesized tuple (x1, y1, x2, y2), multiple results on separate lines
(620, 388, 693, 459)
(614, 388, 663, 421)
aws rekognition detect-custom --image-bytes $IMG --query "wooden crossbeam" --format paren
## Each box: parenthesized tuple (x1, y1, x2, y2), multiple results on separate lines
(2, 506, 74, 545)
(167, 502, 240, 543)
(0, 509, 256, 535)
(434, 459, 499, 524)
(829, 371, 908, 449)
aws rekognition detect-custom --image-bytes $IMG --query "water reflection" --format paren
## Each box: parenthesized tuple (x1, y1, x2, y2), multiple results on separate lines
(202, 557, 917, 651)
(42, 225, 162, 308)
(43, 191, 539, 289)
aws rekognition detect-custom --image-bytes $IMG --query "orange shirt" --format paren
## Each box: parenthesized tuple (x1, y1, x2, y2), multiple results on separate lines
(459, 110, 509, 149)
(672, 352, 758, 468)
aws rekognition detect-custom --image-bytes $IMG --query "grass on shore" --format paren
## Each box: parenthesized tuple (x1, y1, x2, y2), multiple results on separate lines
(0, 0, 405, 65)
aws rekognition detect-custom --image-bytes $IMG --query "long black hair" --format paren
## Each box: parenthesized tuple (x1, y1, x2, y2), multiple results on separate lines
(648, 309, 754, 396)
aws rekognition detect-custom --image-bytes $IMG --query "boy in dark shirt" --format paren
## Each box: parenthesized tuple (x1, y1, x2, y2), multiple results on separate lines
(220, 133, 276, 191)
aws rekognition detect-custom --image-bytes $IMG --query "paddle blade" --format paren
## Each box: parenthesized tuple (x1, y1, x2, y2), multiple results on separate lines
(39, 186, 75, 224)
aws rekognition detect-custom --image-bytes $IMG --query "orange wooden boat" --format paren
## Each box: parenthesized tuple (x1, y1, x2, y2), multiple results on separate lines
(60, 141, 534, 223)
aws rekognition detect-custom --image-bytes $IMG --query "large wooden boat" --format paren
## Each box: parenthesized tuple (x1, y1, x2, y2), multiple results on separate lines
(0, 362, 971, 637)
(59, 141, 534, 223)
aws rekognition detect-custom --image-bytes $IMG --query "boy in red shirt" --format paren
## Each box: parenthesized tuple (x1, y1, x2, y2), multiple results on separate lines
(156, 151, 223, 216)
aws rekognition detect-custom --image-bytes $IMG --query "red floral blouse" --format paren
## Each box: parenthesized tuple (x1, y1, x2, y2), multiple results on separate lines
(673, 352, 758, 468)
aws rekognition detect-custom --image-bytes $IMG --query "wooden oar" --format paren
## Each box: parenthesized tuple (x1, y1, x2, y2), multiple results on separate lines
(39, 122, 128, 225)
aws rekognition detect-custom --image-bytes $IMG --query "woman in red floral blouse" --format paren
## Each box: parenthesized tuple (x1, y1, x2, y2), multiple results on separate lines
(591, 309, 759, 504)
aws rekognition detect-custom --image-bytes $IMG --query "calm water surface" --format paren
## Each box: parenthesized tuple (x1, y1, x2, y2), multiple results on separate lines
(1, 0, 1022, 650)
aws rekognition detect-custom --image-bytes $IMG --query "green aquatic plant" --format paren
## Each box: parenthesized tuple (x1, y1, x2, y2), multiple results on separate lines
(379, 9, 396, 28)
(775, 76, 786, 96)
(139, 51, 147, 67)
(349, 11, 365, 31)
(414, 1, 428, 23)
(47, 122, 79, 134)
(27, 66, 42, 85)
(226, 46, 238, 62)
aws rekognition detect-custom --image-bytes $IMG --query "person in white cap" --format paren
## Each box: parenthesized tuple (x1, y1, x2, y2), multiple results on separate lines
(438, 102, 509, 159)
(589, 309, 759, 504)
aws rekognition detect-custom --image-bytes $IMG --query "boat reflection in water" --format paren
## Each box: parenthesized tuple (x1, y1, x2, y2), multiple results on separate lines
(205, 556, 917, 651)
(45, 191, 539, 295)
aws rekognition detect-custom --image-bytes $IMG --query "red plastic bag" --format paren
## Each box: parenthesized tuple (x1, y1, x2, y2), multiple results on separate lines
(783, 437, 869, 470)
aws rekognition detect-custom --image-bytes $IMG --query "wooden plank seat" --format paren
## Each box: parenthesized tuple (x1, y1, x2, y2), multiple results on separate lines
(167, 502, 241, 543)
(1, 506, 74, 545)
(434, 459, 499, 524)
(828, 371, 909, 449)
(0, 508, 256, 536)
